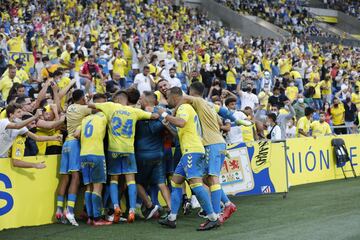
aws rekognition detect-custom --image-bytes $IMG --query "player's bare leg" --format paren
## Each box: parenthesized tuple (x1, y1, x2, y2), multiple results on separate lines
(137, 184, 160, 219)
(55, 174, 69, 223)
(65, 171, 80, 226)
(158, 183, 171, 209)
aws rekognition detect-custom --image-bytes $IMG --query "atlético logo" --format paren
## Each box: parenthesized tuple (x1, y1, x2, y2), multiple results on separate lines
(261, 185, 271, 194)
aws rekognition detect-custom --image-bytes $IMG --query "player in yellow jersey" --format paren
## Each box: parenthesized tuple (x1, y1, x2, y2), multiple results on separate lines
(88, 90, 159, 223)
(56, 90, 92, 226)
(157, 87, 219, 231)
(310, 112, 332, 137)
(185, 82, 238, 223)
(78, 93, 112, 226)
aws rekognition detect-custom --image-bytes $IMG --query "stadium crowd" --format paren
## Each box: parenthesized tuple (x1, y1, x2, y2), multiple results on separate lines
(217, 0, 339, 38)
(0, 0, 359, 231)
(324, 0, 360, 20)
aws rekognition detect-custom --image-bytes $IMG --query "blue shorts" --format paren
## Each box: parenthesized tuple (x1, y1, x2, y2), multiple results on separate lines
(80, 155, 107, 185)
(204, 143, 226, 176)
(136, 152, 165, 185)
(107, 152, 137, 175)
(174, 153, 205, 179)
(60, 140, 81, 174)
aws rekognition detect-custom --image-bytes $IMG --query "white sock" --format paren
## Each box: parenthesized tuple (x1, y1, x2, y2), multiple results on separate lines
(207, 213, 218, 221)
(225, 202, 232, 207)
(168, 213, 177, 221)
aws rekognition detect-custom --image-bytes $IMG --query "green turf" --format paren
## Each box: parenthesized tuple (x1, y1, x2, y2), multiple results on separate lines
(1, 179, 360, 240)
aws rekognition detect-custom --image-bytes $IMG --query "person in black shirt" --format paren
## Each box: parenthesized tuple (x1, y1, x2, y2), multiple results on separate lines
(268, 87, 288, 109)
(343, 97, 357, 134)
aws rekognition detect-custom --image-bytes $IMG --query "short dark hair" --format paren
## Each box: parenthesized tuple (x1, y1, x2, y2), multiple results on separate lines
(53, 69, 63, 77)
(6, 103, 22, 118)
(72, 89, 85, 102)
(112, 90, 128, 101)
(143, 66, 150, 71)
(267, 113, 277, 122)
(143, 91, 157, 103)
(22, 114, 33, 120)
(93, 93, 107, 102)
(126, 88, 140, 104)
(15, 96, 29, 105)
(156, 79, 168, 88)
(244, 106, 252, 111)
(168, 87, 183, 97)
(189, 81, 205, 95)
(305, 107, 314, 116)
(225, 97, 237, 107)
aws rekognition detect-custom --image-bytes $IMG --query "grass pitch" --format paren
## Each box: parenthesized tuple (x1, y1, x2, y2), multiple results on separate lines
(1, 179, 360, 240)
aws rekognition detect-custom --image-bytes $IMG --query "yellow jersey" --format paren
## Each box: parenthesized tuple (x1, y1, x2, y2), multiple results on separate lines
(258, 91, 272, 107)
(0, 75, 21, 100)
(309, 72, 320, 83)
(279, 58, 291, 75)
(94, 102, 152, 153)
(80, 112, 107, 156)
(66, 104, 92, 140)
(351, 93, 360, 108)
(330, 104, 345, 125)
(113, 58, 127, 78)
(226, 68, 237, 85)
(60, 51, 71, 69)
(7, 37, 24, 52)
(176, 104, 204, 154)
(285, 86, 299, 102)
(11, 135, 26, 160)
(319, 80, 332, 95)
(296, 116, 311, 137)
(57, 77, 71, 109)
(16, 69, 29, 83)
(305, 82, 321, 99)
(290, 70, 301, 79)
(241, 124, 255, 142)
(190, 97, 225, 145)
(310, 121, 331, 137)
(41, 64, 58, 79)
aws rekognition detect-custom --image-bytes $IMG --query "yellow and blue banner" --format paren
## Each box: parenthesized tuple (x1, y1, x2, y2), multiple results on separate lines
(286, 134, 360, 186)
(9, 52, 35, 73)
(0, 155, 60, 230)
(221, 141, 288, 196)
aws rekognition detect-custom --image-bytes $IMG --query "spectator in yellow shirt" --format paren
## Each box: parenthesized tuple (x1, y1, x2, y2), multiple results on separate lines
(285, 81, 298, 103)
(296, 107, 314, 137)
(351, 85, 360, 109)
(0, 65, 21, 102)
(289, 70, 304, 93)
(225, 62, 237, 92)
(330, 98, 346, 135)
(305, 77, 322, 110)
(59, 44, 75, 70)
(310, 112, 332, 137)
(319, 75, 332, 104)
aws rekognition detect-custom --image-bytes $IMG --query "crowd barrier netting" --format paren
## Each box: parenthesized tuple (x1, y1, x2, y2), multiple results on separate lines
(1, 135, 359, 230)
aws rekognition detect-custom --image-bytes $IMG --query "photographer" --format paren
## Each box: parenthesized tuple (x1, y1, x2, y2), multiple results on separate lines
(79, 55, 104, 94)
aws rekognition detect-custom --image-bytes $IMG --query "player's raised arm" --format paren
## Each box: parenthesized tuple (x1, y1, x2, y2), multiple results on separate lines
(158, 107, 186, 128)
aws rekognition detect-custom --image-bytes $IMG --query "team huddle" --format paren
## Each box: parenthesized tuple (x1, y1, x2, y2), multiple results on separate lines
(55, 80, 244, 231)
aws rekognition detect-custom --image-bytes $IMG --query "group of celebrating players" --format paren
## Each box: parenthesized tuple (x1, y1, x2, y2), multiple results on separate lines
(55, 79, 244, 231)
